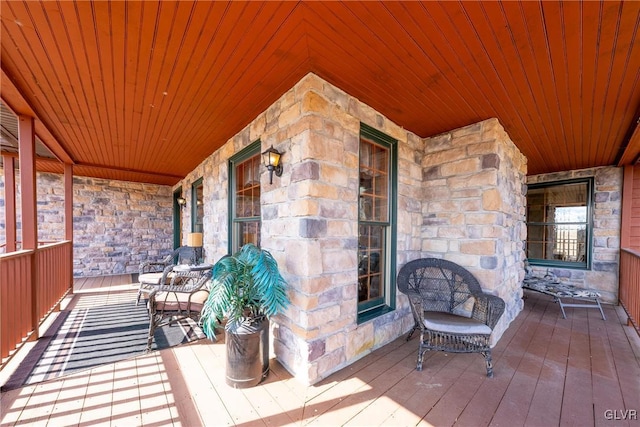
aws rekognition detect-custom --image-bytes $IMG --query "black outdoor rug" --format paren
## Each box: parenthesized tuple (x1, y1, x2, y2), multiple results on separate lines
(3, 295, 205, 390)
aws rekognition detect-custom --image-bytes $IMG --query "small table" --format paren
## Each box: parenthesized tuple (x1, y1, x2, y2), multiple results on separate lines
(523, 276, 606, 320)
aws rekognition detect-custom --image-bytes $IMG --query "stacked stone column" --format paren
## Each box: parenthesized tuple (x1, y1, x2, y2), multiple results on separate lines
(421, 119, 528, 341)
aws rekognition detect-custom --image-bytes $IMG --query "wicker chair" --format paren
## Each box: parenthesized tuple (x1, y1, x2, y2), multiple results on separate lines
(146, 268, 212, 351)
(397, 258, 505, 377)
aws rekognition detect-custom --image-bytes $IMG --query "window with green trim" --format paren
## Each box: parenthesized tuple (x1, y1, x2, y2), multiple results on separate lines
(229, 141, 261, 253)
(191, 178, 204, 233)
(526, 178, 593, 269)
(173, 189, 183, 249)
(358, 124, 397, 322)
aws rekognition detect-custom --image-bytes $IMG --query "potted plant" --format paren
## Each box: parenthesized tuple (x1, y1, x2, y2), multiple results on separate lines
(200, 243, 289, 388)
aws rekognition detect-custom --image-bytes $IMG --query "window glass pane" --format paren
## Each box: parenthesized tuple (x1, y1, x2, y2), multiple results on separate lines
(527, 224, 587, 262)
(358, 224, 385, 304)
(526, 180, 590, 266)
(235, 156, 261, 219)
(527, 183, 587, 220)
(359, 138, 389, 222)
(237, 221, 260, 248)
(192, 180, 204, 233)
(373, 146, 388, 171)
(231, 149, 261, 252)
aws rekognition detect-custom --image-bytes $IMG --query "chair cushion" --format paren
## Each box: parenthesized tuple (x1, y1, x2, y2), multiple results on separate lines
(153, 290, 209, 312)
(139, 272, 164, 285)
(423, 311, 492, 335)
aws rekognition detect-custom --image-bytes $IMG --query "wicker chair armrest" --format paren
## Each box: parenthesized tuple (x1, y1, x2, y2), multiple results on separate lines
(472, 293, 505, 330)
(149, 284, 210, 302)
(405, 291, 426, 330)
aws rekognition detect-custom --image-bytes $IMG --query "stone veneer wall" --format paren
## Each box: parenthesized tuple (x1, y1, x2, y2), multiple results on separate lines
(177, 73, 527, 384)
(0, 170, 174, 276)
(176, 74, 423, 384)
(421, 119, 528, 342)
(526, 167, 622, 302)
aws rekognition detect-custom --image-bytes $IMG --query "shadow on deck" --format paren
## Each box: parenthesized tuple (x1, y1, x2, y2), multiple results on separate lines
(1, 276, 639, 426)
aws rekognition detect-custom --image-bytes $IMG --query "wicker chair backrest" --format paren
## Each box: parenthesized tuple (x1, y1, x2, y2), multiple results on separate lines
(162, 246, 197, 265)
(397, 258, 484, 313)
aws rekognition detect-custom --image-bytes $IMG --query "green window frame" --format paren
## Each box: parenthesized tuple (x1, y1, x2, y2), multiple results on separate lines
(357, 124, 397, 323)
(526, 177, 594, 269)
(228, 140, 262, 254)
(191, 178, 204, 233)
(173, 189, 183, 249)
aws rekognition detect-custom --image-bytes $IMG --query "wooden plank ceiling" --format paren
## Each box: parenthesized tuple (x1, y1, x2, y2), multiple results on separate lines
(1, 1, 639, 186)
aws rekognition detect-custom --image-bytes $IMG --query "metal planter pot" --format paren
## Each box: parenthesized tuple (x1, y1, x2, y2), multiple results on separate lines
(225, 317, 269, 388)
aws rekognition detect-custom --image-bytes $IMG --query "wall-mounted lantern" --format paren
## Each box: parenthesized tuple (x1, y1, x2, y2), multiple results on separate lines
(261, 145, 283, 184)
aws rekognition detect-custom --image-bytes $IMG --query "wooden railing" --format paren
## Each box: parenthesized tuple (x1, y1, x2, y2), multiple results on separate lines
(0, 240, 59, 254)
(0, 250, 33, 365)
(619, 248, 640, 336)
(0, 241, 73, 366)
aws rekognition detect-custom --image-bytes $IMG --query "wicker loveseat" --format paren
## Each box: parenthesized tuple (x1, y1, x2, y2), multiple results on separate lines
(397, 258, 505, 377)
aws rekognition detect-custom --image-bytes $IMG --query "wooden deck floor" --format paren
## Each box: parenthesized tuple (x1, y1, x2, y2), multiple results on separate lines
(1, 275, 639, 426)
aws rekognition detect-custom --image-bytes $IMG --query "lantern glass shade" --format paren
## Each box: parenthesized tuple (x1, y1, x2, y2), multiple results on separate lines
(261, 145, 283, 184)
(187, 232, 203, 247)
(262, 146, 281, 168)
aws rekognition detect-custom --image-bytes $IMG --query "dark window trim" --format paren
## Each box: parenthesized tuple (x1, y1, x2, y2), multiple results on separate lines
(228, 140, 261, 254)
(526, 177, 594, 270)
(357, 123, 398, 323)
(173, 188, 183, 249)
(191, 177, 204, 232)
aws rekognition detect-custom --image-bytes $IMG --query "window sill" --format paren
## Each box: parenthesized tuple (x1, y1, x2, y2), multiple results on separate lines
(357, 305, 394, 324)
(528, 259, 589, 270)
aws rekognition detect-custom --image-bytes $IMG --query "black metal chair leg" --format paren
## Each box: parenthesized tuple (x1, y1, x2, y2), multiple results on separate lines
(482, 351, 494, 378)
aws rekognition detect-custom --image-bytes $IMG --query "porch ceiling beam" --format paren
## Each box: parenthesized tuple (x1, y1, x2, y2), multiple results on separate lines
(0, 150, 60, 163)
(617, 118, 640, 166)
(1, 69, 74, 165)
(73, 161, 185, 181)
(1, 150, 181, 185)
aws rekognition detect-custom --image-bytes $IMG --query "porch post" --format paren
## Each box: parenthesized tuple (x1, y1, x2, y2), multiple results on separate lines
(18, 115, 37, 249)
(2, 155, 17, 252)
(18, 114, 39, 339)
(64, 163, 73, 240)
(64, 163, 74, 291)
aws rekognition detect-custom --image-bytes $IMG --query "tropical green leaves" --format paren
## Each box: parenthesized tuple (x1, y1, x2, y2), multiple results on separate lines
(200, 244, 289, 339)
